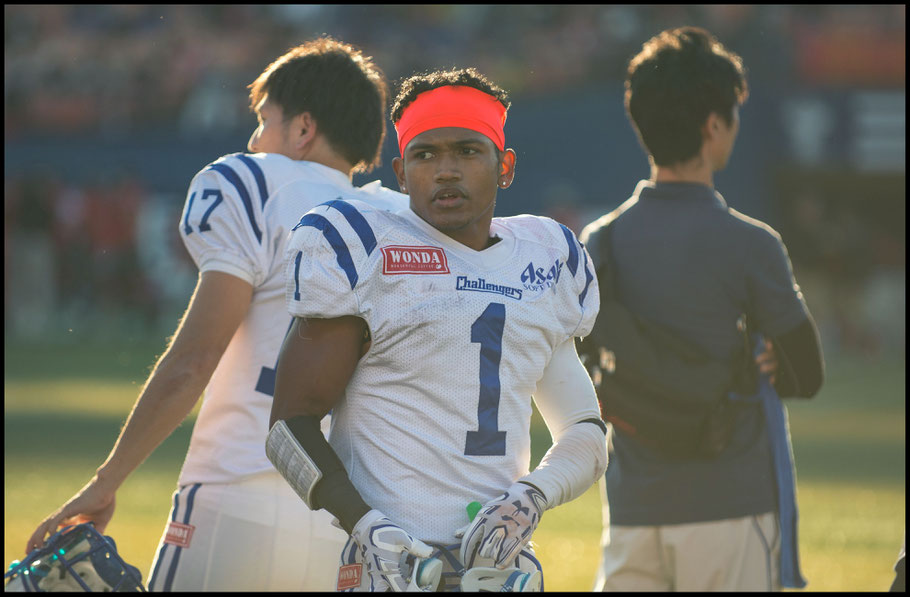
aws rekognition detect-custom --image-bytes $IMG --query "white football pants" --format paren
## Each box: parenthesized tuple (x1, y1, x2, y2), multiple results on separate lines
(147, 472, 348, 591)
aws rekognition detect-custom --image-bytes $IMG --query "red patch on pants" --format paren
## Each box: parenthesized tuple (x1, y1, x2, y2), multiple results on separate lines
(337, 563, 363, 590)
(163, 521, 195, 548)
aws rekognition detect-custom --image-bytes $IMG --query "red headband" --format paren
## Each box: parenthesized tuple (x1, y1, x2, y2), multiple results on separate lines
(394, 85, 507, 156)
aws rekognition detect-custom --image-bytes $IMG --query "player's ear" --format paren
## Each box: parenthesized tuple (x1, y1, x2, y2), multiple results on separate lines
(497, 149, 517, 189)
(391, 156, 407, 194)
(292, 112, 318, 150)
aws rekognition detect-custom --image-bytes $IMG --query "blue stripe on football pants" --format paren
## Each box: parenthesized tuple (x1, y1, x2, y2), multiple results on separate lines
(163, 483, 202, 592)
(147, 483, 202, 592)
(148, 488, 180, 590)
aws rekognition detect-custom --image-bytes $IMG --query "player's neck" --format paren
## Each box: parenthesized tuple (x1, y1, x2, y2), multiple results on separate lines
(650, 154, 714, 187)
(440, 226, 496, 253)
(298, 139, 355, 180)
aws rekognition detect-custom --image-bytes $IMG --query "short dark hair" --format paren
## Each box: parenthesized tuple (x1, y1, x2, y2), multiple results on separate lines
(391, 67, 510, 125)
(249, 37, 388, 173)
(625, 27, 748, 167)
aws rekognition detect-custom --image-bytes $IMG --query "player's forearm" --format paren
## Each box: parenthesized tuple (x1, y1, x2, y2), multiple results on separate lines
(528, 337, 608, 508)
(521, 421, 607, 509)
(95, 347, 217, 488)
(266, 317, 372, 531)
(266, 415, 372, 534)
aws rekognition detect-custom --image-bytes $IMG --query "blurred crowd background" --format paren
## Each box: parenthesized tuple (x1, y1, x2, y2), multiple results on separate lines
(4, 5, 905, 358)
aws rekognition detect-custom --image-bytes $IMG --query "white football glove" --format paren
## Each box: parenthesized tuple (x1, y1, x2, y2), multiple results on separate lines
(458, 482, 547, 570)
(461, 567, 542, 592)
(351, 509, 434, 592)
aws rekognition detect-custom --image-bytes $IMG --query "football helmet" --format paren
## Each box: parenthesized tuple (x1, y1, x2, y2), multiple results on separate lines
(5, 523, 145, 592)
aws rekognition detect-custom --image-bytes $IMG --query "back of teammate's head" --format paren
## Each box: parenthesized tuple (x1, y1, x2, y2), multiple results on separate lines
(249, 37, 387, 173)
(624, 26, 748, 167)
(391, 67, 511, 128)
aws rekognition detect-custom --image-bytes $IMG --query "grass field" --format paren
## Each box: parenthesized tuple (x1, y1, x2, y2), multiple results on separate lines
(4, 340, 905, 591)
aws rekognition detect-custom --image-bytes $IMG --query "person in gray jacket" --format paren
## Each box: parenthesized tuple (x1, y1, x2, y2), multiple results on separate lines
(583, 26, 824, 592)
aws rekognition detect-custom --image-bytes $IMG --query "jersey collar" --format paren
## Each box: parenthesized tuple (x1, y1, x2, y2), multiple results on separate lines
(398, 208, 516, 270)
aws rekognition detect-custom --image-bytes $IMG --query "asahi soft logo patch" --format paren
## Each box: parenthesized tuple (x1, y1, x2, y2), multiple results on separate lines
(381, 245, 450, 274)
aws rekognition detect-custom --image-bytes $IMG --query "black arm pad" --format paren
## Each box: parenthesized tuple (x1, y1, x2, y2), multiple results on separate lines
(579, 417, 608, 435)
(284, 415, 371, 534)
(771, 316, 825, 398)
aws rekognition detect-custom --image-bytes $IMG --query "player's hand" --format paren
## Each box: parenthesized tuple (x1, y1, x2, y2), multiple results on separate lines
(755, 338, 778, 385)
(351, 509, 433, 592)
(459, 482, 547, 570)
(25, 475, 117, 554)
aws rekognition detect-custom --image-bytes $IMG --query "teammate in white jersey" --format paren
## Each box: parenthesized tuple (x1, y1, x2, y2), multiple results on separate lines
(267, 68, 609, 592)
(25, 37, 408, 591)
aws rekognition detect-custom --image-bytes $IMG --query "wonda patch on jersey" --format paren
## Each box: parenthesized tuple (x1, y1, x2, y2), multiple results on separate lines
(381, 245, 450, 274)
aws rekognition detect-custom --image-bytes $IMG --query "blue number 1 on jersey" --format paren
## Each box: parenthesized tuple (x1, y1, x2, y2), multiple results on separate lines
(465, 302, 507, 456)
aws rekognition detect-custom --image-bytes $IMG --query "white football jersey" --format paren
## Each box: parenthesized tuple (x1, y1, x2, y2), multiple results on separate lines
(177, 152, 408, 486)
(285, 200, 599, 543)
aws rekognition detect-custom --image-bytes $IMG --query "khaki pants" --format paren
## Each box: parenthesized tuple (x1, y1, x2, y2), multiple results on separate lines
(594, 512, 780, 592)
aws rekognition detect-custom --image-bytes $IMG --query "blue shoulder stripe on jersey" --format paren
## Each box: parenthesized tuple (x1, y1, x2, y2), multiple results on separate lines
(559, 223, 579, 275)
(236, 154, 269, 208)
(207, 163, 262, 243)
(320, 199, 377, 256)
(579, 246, 594, 307)
(299, 213, 358, 289)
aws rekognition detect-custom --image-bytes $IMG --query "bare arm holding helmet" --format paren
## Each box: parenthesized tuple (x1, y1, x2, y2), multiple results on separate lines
(26, 271, 251, 553)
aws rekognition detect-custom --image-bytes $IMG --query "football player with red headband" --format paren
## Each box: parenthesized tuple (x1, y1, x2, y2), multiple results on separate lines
(265, 68, 608, 592)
